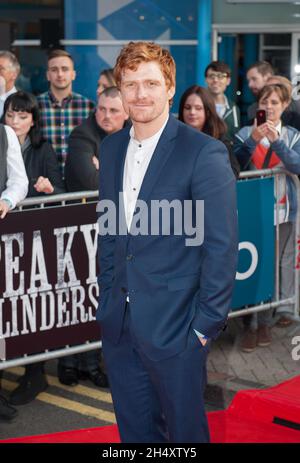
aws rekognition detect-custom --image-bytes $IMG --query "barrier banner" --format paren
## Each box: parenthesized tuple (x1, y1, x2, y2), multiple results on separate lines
(0, 177, 276, 359)
(0, 202, 100, 360)
(231, 177, 275, 309)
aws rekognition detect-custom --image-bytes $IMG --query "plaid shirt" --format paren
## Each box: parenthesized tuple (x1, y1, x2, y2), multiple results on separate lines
(37, 90, 95, 176)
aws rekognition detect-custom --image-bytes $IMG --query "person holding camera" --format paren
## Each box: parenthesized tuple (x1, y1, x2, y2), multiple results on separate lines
(234, 83, 300, 352)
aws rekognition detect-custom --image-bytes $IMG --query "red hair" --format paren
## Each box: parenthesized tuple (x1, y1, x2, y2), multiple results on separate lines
(114, 41, 176, 91)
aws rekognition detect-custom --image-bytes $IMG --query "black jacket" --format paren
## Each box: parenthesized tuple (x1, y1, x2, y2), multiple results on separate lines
(220, 136, 240, 179)
(65, 113, 107, 191)
(23, 140, 65, 197)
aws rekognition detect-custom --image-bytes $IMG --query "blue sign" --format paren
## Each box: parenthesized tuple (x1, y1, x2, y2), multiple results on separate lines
(64, 0, 199, 110)
(231, 177, 275, 309)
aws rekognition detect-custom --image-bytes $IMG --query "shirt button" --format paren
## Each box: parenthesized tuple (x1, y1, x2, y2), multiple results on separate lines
(138, 144, 142, 148)
(133, 188, 136, 191)
(126, 254, 134, 261)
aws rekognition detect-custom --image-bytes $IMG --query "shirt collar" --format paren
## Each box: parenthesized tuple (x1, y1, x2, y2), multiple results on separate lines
(129, 115, 169, 148)
(0, 86, 17, 101)
(48, 89, 73, 107)
(223, 95, 230, 110)
(275, 121, 282, 133)
(215, 95, 229, 109)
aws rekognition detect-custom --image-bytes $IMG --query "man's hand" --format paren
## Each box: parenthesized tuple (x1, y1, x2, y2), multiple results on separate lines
(0, 199, 10, 219)
(199, 338, 207, 347)
(92, 156, 99, 170)
(34, 176, 54, 194)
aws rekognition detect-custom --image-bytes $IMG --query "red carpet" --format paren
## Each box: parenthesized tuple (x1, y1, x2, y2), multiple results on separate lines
(2, 375, 300, 443)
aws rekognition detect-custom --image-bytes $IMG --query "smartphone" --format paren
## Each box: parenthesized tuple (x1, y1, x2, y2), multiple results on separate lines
(256, 109, 267, 126)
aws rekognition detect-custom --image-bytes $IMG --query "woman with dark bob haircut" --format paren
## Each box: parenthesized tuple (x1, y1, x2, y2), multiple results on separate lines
(3, 91, 65, 197)
(178, 85, 240, 178)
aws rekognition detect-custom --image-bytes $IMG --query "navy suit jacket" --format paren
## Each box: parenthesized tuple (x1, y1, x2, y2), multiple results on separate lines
(97, 115, 238, 361)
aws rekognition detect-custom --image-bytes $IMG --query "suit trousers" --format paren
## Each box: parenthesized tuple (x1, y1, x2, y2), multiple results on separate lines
(101, 304, 210, 443)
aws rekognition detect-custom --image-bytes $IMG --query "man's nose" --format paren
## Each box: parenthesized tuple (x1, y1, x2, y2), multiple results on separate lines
(136, 84, 147, 99)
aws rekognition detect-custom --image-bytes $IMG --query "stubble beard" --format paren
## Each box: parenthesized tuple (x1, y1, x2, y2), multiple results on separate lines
(127, 102, 162, 124)
(52, 81, 72, 92)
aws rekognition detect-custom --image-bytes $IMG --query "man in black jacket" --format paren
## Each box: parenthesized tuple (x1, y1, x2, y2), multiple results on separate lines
(59, 87, 128, 388)
(65, 86, 128, 191)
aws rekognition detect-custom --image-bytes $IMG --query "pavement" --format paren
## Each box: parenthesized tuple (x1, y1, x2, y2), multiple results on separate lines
(1, 313, 300, 440)
(205, 315, 300, 409)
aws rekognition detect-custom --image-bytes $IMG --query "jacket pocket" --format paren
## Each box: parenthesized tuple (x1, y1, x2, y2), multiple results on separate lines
(167, 273, 200, 291)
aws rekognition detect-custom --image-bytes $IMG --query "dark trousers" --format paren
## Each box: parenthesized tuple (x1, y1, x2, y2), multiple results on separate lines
(102, 305, 210, 443)
(58, 350, 101, 372)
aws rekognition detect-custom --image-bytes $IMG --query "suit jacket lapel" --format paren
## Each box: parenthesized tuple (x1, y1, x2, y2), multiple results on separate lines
(116, 128, 131, 194)
(127, 115, 179, 237)
(136, 114, 178, 205)
(115, 128, 130, 239)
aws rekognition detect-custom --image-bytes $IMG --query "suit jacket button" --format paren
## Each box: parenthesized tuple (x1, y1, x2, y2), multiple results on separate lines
(121, 287, 127, 293)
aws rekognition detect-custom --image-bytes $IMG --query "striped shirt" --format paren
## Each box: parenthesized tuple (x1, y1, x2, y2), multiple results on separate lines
(37, 90, 95, 176)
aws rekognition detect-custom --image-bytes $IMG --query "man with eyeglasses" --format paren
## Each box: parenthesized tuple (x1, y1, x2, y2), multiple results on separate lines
(205, 61, 240, 141)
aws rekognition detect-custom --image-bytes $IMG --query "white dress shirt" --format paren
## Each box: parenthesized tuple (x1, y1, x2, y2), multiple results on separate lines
(123, 116, 169, 230)
(122, 117, 208, 342)
(122, 116, 208, 342)
(0, 86, 17, 118)
(1, 125, 28, 208)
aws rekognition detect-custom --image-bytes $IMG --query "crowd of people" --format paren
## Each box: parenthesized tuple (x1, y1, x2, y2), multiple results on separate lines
(0, 47, 299, 425)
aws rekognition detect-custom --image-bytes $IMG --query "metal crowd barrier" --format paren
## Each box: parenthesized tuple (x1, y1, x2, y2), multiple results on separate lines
(1, 167, 300, 369)
(0, 190, 100, 370)
(229, 167, 300, 325)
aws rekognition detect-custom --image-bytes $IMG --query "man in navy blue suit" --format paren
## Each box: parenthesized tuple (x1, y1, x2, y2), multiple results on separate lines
(97, 41, 238, 443)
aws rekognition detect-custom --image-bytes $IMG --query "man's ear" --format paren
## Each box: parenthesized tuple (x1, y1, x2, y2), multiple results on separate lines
(72, 70, 76, 81)
(167, 85, 175, 100)
(226, 77, 231, 87)
(12, 70, 18, 83)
